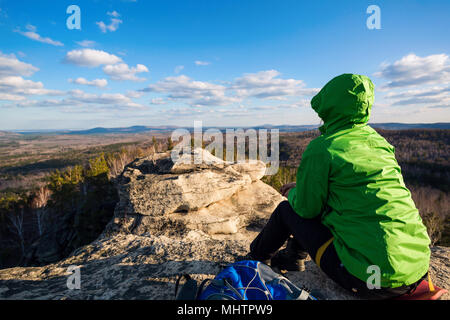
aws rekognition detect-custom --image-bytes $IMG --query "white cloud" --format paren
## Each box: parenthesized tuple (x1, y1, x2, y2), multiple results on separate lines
(4, 98, 77, 109)
(174, 65, 184, 74)
(0, 75, 42, 91)
(97, 11, 122, 33)
(76, 40, 96, 47)
(374, 54, 450, 113)
(4, 89, 145, 109)
(231, 70, 318, 100)
(25, 24, 36, 32)
(64, 49, 122, 67)
(67, 89, 143, 108)
(383, 86, 450, 108)
(428, 104, 450, 109)
(107, 11, 121, 17)
(140, 70, 317, 107)
(96, 19, 122, 33)
(64, 49, 148, 82)
(3, 89, 145, 108)
(393, 97, 448, 106)
(0, 52, 38, 76)
(0, 53, 62, 101)
(143, 75, 238, 107)
(375, 53, 450, 88)
(0, 76, 63, 101)
(144, 75, 221, 97)
(68, 77, 108, 88)
(246, 99, 310, 112)
(102, 63, 149, 81)
(150, 97, 167, 105)
(195, 60, 210, 66)
(0, 93, 25, 101)
(126, 90, 145, 99)
(383, 86, 450, 100)
(14, 24, 63, 46)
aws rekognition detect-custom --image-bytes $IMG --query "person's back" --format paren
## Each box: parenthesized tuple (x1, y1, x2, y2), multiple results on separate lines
(318, 125, 430, 288)
(289, 74, 430, 288)
(251, 73, 431, 298)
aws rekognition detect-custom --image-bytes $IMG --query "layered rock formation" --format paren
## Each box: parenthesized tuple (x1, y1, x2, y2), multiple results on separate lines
(103, 148, 279, 239)
(0, 149, 448, 300)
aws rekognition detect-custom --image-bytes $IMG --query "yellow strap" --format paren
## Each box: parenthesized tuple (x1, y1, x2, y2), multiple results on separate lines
(315, 237, 334, 268)
(428, 273, 435, 292)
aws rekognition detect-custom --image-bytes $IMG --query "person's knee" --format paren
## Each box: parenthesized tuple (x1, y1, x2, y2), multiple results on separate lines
(277, 200, 292, 213)
(270, 201, 292, 222)
(280, 200, 291, 207)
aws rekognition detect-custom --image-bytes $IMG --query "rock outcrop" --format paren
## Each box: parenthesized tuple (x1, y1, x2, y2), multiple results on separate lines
(0, 149, 448, 300)
(103, 149, 277, 239)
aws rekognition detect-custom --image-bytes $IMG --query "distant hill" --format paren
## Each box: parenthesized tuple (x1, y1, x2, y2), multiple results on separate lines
(0, 131, 22, 137)
(14, 126, 178, 135)
(369, 123, 450, 130)
(9, 122, 450, 135)
(66, 125, 177, 135)
(249, 124, 319, 132)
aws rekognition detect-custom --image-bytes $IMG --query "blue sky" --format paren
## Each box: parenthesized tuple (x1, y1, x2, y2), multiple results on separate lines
(0, 0, 449, 130)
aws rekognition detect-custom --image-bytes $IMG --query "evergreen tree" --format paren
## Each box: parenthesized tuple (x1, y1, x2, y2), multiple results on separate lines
(167, 137, 174, 151)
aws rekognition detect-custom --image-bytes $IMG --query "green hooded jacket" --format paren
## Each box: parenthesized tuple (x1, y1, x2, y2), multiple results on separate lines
(288, 74, 430, 288)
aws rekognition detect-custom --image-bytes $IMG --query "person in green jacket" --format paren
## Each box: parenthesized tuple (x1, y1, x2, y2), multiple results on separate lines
(249, 73, 431, 299)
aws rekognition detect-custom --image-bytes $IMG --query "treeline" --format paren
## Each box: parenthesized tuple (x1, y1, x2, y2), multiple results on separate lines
(0, 140, 165, 268)
(0, 138, 170, 193)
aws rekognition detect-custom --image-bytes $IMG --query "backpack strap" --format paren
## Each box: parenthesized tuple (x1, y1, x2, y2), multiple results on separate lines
(197, 278, 245, 300)
(175, 274, 191, 296)
(428, 273, 435, 292)
(175, 274, 199, 300)
(196, 279, 213, 299)
(223, 278, 245, 300)
(315, 237, 334, 268)
(297, 289, 312, 300)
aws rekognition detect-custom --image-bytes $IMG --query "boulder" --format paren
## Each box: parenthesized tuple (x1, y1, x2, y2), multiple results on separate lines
(103, 149, 274, 238)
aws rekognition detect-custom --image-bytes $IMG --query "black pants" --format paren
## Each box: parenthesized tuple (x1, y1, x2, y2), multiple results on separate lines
(250, 201, 425, 300)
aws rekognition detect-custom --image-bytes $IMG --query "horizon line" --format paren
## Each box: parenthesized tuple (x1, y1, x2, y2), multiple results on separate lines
(4, 122, 450, 133)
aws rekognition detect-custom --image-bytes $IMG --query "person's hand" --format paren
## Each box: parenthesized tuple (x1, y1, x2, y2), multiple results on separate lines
(280, 182, 296, 197)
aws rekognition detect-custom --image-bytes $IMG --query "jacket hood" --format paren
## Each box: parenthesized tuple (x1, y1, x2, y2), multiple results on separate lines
(311, 74, 374, 134)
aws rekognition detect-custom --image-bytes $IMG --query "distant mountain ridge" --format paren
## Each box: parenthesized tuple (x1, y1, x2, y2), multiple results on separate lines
(370, 123, 450, 130)
(9, 122, 450, 135)
(0, 131, 22, 137)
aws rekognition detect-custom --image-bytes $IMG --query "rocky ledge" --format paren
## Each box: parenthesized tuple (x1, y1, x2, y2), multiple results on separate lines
(0, 149, 448, 300)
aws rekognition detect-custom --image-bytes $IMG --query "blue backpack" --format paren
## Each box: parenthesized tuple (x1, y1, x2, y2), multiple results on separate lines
(175, 260, 318, 300)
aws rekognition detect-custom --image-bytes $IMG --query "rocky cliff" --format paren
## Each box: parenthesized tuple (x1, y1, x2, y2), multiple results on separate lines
(0, 149, 448, 300)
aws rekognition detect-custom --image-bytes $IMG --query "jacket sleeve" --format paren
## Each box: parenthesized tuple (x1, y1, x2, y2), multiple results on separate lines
(287, 140, 330, 219)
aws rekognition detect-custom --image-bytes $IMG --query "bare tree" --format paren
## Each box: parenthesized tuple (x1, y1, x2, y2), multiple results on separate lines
(7, 208, 25, 258)
(31, 186, 51, 237)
